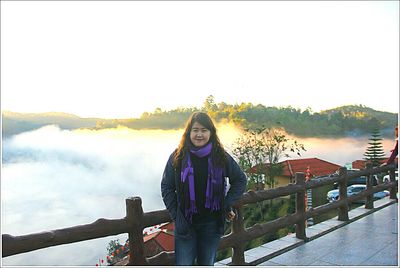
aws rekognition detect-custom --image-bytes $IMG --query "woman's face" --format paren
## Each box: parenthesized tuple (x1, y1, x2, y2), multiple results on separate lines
(190, 121, 211, 148)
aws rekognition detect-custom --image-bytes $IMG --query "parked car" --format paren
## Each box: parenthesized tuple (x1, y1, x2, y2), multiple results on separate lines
(327, 184, 389, 203)
(383, 170, 398, 183)
(333, 175, 378, 189)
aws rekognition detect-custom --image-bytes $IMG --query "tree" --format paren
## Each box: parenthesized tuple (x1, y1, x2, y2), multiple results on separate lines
(232, 127, 306, 190)
(203, 95, 218, 118)
(364, 128, 386, 167)
(232, 128, 266, 191)
(154, 107, 163, 114)
(203, 95, 217, 111)
(232, 127, 306, 218)
(260, 128, 306, 189)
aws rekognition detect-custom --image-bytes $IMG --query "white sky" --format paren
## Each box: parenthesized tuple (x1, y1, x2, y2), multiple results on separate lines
(1, 1, 399, 119)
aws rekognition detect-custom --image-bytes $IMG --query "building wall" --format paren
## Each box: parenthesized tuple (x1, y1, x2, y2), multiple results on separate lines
(271, 176, 292, 188)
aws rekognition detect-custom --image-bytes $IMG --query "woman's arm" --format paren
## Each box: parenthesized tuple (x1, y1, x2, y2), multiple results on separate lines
(161, 152, 178, 220)
(224, 153, 247, 211)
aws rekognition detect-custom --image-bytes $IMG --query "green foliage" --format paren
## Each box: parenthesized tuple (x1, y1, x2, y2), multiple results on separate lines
(2, 101, 398, 138)
(231, 128, 268, 190)
(246, 198, 296, 253)
(363, 128, 386, 167)
(232, 127, 306, 191)
(108, 102, 397, 138)
(106, 239, 126, 265)
(203, 95, 218, 118)
(215, 198, 296, 262)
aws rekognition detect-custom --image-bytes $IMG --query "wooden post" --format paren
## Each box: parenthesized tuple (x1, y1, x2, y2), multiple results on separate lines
(389, 168, 398, 200)
(126, 197, 148, 265)
(337, 167, 349, 221)
(231, 205, 246, 265)
(295, 172, 306, 240)
(365, 163, 373, 209)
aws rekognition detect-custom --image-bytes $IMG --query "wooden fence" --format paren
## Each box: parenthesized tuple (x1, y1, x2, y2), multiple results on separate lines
(2, 163, 398, 265)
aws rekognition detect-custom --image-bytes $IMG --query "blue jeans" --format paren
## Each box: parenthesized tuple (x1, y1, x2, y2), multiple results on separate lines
(175, 220, 221, 265)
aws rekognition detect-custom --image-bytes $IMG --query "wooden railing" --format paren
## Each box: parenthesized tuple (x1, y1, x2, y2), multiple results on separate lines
(2, 163, 397, 265)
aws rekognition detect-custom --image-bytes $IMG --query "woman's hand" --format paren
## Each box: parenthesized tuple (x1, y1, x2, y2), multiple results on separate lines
(226, 210, 236, 222)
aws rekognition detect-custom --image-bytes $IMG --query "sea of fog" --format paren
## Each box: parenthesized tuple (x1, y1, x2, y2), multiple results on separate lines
(1, 124, 394, 265)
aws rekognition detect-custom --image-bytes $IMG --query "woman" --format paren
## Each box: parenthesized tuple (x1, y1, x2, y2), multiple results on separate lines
(161, 112, 247, 265)
(381, 125, 398, 166)
(386, 125, 398, 165)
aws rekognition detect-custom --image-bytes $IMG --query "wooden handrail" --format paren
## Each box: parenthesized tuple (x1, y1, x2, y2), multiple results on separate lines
(2, 164, 397, 266)
(2, 218, 128, 257)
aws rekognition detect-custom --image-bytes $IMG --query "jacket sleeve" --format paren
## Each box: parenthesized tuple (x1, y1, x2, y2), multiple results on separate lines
(224, 153, 247, 211)
(161, 152, 177, 220)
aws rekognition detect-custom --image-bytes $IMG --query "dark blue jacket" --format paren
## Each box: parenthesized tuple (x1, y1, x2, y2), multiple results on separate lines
(161, 151, 247, 237)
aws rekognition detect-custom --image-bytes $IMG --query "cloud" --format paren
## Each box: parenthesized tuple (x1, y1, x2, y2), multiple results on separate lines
(2, 125, 183, 265)
(1, 124, 394, 265)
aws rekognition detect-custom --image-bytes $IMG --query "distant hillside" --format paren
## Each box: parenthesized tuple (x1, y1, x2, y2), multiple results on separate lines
(322, 105, 396, 121)
(1, 111, 104, 137)
(318, 105, 398, 137)
(2, 103, 398, 138)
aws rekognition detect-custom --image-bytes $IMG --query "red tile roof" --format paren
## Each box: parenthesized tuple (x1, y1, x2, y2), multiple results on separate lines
(159, 222, 174, 232)
(143, 231, 160, 243)
(154, 231, 174, 251)
(352, 157, 398, 169)
(352, 160, 366, 170)
(144, 230, 174, 252)
(280, 158, 341, 178)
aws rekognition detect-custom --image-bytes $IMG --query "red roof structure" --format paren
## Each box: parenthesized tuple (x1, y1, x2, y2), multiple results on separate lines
(158, 222, 174, 233)
(280, 158, 341, 179)
(153, 231, 174, 251)
(352, 157, 398, 170)
(143, 231, 161, 243)
(141, 222, 175, 257)
(352, 160, 366, 170)
(143, 229, 174, 257)
(113, 223, 175, 265)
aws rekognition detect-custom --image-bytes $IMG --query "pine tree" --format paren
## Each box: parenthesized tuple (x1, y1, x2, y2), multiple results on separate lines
(364, 128, 386, 167)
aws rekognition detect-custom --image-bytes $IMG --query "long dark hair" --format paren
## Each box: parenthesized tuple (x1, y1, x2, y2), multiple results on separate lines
(173, 112, 226, 168)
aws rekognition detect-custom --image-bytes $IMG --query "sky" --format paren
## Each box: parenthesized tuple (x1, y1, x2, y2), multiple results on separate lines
(1, 1, 399, 119)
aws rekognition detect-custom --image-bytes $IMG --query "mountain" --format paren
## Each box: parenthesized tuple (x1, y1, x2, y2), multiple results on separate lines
(1, 111, 105, 137)
(1, 104, 398, 138)
(319, 105, 398, 136)
(321, 105, 396, 121)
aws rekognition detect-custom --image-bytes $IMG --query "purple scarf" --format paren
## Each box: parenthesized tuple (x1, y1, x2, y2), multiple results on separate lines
(180, 142, 224, 223)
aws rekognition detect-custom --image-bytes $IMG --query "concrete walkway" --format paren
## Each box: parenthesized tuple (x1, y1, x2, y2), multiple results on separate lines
(216, 197, 398, 266)
(260, 202, 398, 266)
